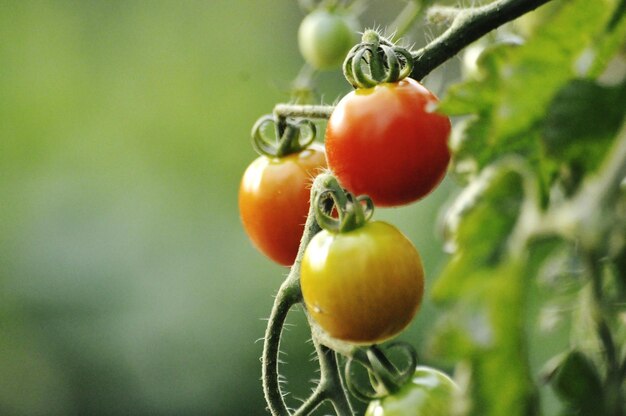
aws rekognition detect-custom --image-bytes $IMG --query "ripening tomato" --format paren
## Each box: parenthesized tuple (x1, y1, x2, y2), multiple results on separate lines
(300, 221, 424, 343)
(325, 78, 451, 207)
(239, 143, 326, 266)
(298, 9, 358, 70)
(365, 366, 458, 416)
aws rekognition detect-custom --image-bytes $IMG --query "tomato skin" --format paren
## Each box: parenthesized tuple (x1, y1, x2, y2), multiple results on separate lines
(298, 9, 358, 70)
(325, 78, 451, 207)
(239, 143, 327, 266)
(300, 221, 424, 344)
(365, 367, 458, 416)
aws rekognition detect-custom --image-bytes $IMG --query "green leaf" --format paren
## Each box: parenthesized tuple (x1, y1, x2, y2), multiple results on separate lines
(605, 0, 626, 41)
(440, 0, 621, 176)
(491, 1, 609, 140)
(430, 2, 626, 415)
(430, 163, 540, 415)
(543, 79, 626, 175)
(435, 163, 526, 301)
(551, 350, 605, 415)
(431, 262, 539, 416)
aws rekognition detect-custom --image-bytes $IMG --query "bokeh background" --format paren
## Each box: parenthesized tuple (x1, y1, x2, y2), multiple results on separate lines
(0, 1, 458, 414)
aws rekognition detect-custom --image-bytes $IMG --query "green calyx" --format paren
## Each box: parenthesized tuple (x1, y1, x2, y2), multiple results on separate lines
(251, 114, 316, 158)
(313, 176, 374, 233)
(345, 343, 418, 401)
(343, 30, 414, 89)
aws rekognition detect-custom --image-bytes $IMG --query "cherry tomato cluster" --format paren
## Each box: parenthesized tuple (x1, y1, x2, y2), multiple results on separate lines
(240, 7, 454, 414)
(240, 18, 450, 338)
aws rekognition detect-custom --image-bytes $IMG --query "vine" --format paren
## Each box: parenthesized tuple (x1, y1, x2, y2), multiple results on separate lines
(246, 0, 626, 414)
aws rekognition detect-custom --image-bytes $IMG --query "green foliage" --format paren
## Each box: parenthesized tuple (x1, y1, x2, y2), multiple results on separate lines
(543, 79, 626, 191)
(433, 0, 626, 415)
(550, 350, 605, 415)
(440, 0, 624, 185)
(431, 164, 538, 416)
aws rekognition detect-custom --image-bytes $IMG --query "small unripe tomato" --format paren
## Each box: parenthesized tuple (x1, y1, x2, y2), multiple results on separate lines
(365, 366, 459, 416)
(301, 221, 424, 344)
(325, 78, 451, 207)
(298, 9, 358, 70)
(239, 143, 326, 266)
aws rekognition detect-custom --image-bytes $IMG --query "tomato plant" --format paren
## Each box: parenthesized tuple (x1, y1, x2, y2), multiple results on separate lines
(239, 142, 326, 266)
(298, 8, 358, 70)
(256, 1, 626, 415)
(325, 78, 451, 207)
(301, 220, 424, 343)
(365, 366, 458, 416)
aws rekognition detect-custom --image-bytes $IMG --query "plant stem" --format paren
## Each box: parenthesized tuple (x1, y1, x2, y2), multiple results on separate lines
(583, 249, 624, 416)
(411, 0, 554, 80)
(293, 386, 326, 416)
(273, 103, 334, 120)
(262, 173, 355, 416)
(321, 347, 354, 415)
(292, 333, 354, 416)
(585, 251, 618, 368)
(262, 278, 302, 416)
(262, 179, 323, 416)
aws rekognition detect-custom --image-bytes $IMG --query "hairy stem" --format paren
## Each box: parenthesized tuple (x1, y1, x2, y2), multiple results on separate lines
(262, 173, 355, 416)
(411, 0, 553, 80)
(321, 347, 354, 415)
(262, 180, 323, 416)
(293, 387, 325, 416)
(262, 278, 302, 416)
(273, 104, 334, 120)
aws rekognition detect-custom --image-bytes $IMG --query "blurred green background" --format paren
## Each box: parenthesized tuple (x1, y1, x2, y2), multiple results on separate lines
(0, 1, 455, 414)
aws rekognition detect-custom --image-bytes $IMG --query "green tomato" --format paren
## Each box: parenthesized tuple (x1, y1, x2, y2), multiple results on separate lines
(365, 367, 458, 416)
(297, 9, 358, 70)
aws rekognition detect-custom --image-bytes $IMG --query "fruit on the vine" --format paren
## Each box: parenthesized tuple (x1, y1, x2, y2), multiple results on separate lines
(300, 221, 424, 343)
(365, 366, 458, 416)
(239, 143, 326, 266)
(298, 9, 358, 70)
(325, 78, 451, 207)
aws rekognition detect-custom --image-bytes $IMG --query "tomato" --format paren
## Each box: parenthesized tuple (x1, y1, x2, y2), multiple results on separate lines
(300, 221, 424, 343)
(298, 9, 358, 70)
(239, 143, 327, 266)
(365, 366, 458, 416)
(325, 78, 451, 207)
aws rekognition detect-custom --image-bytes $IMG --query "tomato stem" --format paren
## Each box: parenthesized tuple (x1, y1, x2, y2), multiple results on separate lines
(313, 184, 374, 233)
(411, 0, 555, 80)
(273, 103, 334, 120)
(262, 278, 302, 416)
(262, 172, 357, 416)
(343, 31, 414, 89)
(251, 114, 317, 158)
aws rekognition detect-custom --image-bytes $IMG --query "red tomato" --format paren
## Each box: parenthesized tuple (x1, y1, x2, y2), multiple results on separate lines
(239, 143, 327, 266)
(325, 78, 451, 207)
